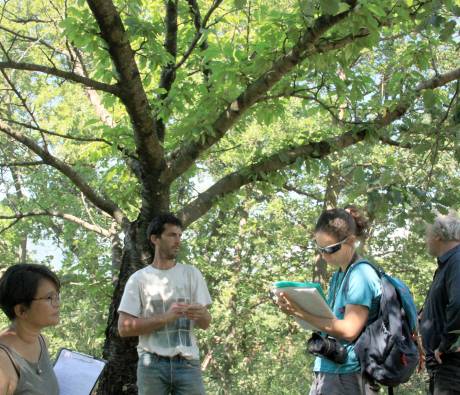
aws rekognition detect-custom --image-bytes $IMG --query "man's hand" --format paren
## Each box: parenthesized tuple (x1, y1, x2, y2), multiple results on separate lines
(184, 304, 211, 329)
(185, 304, 208, 321)
(165, 303, 189, 322)
(434, 348, 443, 364)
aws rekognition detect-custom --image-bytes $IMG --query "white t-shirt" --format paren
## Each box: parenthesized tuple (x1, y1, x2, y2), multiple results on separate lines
(118, 263, 212, 360)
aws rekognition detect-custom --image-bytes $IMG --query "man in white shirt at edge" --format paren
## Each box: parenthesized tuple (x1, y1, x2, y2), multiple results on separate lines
(118, 213, 212, 395)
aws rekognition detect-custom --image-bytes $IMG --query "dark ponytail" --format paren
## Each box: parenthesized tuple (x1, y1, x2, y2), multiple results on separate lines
(315, 206, 368, 241)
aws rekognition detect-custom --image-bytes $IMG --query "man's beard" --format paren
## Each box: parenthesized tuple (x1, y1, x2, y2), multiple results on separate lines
(164, 248, 178, 260)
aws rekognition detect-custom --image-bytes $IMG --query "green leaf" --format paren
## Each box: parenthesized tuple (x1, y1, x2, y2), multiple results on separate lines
(320, 0, 340, 15)
(83, 118, 100, 128)
(234, 0, 247, 9)
(440, 21, 457, 41)
(422, 90, 437, 110)
(353, 166, 366, 183)
(367, 3, 386, 17)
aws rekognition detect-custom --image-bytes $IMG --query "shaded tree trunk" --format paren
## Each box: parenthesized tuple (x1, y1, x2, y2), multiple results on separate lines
(97, 219, 153, 395)
(18, 237, 27, 263)
(110, 230, 123, 284)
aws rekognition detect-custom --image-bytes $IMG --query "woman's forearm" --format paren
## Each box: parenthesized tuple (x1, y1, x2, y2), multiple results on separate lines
(293, 310, 361, 342)
(279, 293, 368, 342)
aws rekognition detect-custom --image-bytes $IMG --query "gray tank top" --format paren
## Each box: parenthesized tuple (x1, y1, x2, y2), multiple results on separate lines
(0, 335, 59, 395)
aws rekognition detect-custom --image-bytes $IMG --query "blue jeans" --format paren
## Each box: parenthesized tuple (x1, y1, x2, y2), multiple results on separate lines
(137, 351, 206, 395)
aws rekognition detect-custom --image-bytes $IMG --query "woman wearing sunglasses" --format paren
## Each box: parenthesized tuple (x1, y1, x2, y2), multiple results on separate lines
(0, 264, 60, 395)
(277, 207, 382, 395)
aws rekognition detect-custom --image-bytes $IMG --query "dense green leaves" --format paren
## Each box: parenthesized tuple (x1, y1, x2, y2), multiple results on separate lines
(0, 0, 459, 393)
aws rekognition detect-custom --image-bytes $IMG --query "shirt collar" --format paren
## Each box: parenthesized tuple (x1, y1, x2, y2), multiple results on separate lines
(437, 243, 460, 266)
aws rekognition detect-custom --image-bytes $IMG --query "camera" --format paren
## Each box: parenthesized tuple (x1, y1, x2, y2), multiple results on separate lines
(307, 332, 347, 364)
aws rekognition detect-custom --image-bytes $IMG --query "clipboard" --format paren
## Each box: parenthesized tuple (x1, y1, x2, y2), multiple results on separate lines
(53, 348, 106, 395)
(273, 281, 335, 331)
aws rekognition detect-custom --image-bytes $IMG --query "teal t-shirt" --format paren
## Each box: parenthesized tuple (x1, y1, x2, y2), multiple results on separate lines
(313, 260, 382, 374)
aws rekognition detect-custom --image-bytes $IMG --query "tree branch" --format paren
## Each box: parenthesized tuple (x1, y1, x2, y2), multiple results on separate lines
(155, 0, 178, 142)
(0, 24, 58, 52)
(178, 66, 460, 226)
(0, 117, 137, 160)
(166, 2, 361, 182)
(71, 46, 116, 128)
(0, 120, 126, 225)
(176, 0, 223, 70)
(86, 0, 165, 172)
(179, 128, 367, 226)
(282, 183, 323, 201)
(0, 60, 120, 94)
(378, 136, 413, 149)
(0, 161, 44, 167)
(376, 67, 460, 126)
(0, 211, 111, 237)
(4, 16, 52, 24)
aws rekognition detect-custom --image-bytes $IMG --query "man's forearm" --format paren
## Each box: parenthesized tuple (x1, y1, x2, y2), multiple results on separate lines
(118, 313, 172, 337)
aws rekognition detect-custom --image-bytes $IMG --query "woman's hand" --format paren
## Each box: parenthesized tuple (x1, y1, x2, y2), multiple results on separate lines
(276, 292, 304, 319)
(276, 292, 369, 342)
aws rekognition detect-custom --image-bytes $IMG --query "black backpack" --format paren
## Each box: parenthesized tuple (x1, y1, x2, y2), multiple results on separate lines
(343, 261, 420, 393)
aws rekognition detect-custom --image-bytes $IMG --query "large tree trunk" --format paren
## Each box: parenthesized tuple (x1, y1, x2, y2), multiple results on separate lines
(97, 219, 153, 395)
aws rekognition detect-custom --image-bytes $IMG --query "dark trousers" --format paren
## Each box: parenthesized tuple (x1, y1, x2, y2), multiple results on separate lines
(428, 354, 460, 395)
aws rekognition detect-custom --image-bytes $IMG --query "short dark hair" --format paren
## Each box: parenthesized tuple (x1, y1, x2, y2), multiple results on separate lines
(0, 263, 61, 321)
(146, 213, 183, 242)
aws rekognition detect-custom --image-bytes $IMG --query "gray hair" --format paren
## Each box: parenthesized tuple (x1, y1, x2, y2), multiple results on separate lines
(431, 211, 460, 241)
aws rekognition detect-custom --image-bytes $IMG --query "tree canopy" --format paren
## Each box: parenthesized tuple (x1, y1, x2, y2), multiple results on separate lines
(0, 0, 459, 393)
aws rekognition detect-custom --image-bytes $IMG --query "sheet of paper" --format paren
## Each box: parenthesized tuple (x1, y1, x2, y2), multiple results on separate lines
(54, 349, 106, 395)
(274, 286, 335, 331)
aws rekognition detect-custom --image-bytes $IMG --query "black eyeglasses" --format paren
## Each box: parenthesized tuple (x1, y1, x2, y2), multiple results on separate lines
(32, 293, 61, 307)
(316, 237, 348, 255)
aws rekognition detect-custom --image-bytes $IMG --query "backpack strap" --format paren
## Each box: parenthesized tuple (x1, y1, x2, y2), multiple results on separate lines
(342, 259, 402, 334)
(0, 343, 20, 378)
(342, 259, 384, 296)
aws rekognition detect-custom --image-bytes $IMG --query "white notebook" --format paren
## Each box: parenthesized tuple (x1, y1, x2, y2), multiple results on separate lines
(54, 348, 106, 395)
(273, 282, 335, 331)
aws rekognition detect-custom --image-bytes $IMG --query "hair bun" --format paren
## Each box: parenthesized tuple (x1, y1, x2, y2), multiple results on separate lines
(344, 205, 369, 238)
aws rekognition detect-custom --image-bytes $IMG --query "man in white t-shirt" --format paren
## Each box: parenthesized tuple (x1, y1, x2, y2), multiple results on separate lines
(118, 213, 212, 395)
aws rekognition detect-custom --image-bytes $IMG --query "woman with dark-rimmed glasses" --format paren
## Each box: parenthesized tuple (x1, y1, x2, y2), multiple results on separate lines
(277, 207, 382, 395)
(0, 264, 60, 395)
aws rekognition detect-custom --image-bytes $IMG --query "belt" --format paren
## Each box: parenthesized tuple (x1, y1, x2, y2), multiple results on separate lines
(153, 353, 186, 362)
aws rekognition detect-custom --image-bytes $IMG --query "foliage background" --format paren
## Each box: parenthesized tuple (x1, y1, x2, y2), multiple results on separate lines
(1, 0, 460, 393)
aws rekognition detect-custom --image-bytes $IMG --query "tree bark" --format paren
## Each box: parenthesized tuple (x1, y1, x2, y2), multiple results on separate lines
(97, 219, 153, 394)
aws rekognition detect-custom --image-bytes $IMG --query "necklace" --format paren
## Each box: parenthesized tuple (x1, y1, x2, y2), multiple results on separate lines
(8, 326, 43, 374)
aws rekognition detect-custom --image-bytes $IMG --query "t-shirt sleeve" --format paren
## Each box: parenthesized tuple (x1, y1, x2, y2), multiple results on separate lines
(192, 268, 212, 307)
(118, 273, 142, 317)
(345, 264, 380, 308)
